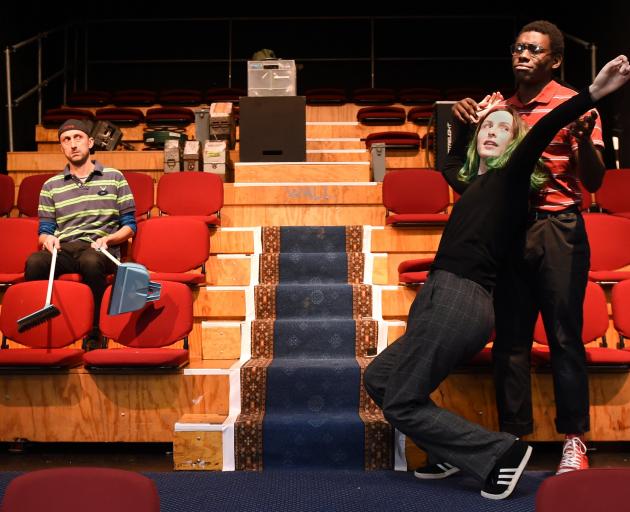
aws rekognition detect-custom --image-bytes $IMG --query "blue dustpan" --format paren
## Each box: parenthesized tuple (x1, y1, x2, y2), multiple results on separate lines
(99, 248, 161, 315)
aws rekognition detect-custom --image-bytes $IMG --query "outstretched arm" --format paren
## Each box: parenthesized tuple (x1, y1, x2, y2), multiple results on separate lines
(589, 55, 630, 101)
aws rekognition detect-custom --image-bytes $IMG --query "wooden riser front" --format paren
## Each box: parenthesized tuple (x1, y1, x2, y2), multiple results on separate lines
(233, 162, 371, 183)
(221, 205, 386, 227)
(0, 372, 229, 442)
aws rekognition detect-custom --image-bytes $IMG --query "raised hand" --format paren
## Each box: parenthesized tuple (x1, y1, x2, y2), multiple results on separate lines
(474, 92, 504, 123)
(452, 97, 480, 124)
(570, 111, 598, 142)
(589, 55, 630, 101)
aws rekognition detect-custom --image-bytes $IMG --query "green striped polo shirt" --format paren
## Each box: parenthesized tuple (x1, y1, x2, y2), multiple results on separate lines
(38, 161, 136, 250)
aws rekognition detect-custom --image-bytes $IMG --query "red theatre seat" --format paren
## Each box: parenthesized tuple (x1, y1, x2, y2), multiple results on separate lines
(95, 107, 145, 125)
(17, 173, 56, 218)
(130, 216, 210, 286)
(0, 218, 39, 285)
(536, 468, 630, 512)
(206, 88, 246, 104)
(357, 106, 406, 125)
(83, 281, 193, 369)
(407, 105, 433, 125)
(397, 257, 434, 285)
(159, 88, 202, 105)
(351, 88, 397, 105)
(382, 169, 450, 226)
(611, 280, 630, 349)
(304, 88, 347, 105)
(365, 131, 421, 150)
(122, 171, 154, 221)
(66, 90, 112, 107)
(0, 467, 159, 512)
(157, 171, 223, 226)
(594, 169, 630, 218)
(0, 174, 15, 216)
(532, 281, 630, 367)
(112, 89, 157, 106)
(42, 108, 94, 126)
(398, 87, 441, 106)
(145, 107, 195, 126)
(583, 213, 630, 283)
(0, 281, 92, 368)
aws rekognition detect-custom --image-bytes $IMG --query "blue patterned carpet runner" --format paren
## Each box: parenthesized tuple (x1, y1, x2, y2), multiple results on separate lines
(236, 227, 392, 470)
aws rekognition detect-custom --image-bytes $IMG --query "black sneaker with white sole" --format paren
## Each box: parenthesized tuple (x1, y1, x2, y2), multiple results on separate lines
(414, 462, 460, 480)
(481, 440, 532, 500)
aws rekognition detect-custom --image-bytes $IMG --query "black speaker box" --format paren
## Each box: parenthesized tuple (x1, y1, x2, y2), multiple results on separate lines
(239, 96, 306, 162)
(434, 100, 458, 171)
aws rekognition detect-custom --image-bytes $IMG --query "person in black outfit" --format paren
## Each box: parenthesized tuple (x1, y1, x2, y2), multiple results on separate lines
(363, 55, 629, 500)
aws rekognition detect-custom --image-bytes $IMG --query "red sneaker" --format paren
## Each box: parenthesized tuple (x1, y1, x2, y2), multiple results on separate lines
(556, 435, 589, 475)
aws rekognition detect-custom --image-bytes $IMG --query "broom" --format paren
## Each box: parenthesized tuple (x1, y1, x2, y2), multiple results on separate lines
(17, 245, 60, 332)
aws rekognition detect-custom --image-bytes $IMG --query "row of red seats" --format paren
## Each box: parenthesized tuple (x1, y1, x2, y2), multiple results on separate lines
(0, 171, 223, 224)
(383, 168, 630, 228)
(398, 212, 630, 285)
(64, 87, 501, 107)
(0, 214, 210, 286)
(42, 106, 198, 127)
(0, 214, 212, 368)
(464, 280, 630, 368)
(0, 279, 192, 369)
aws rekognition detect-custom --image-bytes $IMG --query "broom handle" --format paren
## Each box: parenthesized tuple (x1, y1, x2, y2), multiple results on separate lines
(97, 246, 121, 266)
(44, 246, 57, 306)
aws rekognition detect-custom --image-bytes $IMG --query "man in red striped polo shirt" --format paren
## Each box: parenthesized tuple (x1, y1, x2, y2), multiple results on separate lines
(450, 21, 604, 475)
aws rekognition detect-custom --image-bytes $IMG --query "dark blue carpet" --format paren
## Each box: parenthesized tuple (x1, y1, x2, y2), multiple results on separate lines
(263, 226, 364, 469)
(278, 226, 348, 253)
(278, 253, 349, 283)
(0, 470, 548, 511)
(275, 284, 354, 319)
(273, 319, 357, 358)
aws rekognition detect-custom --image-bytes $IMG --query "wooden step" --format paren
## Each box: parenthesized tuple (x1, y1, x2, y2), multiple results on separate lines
(173, 413, 227, 470)
(370, 227, 443, 253)
(231, 148, 369, 163)
(306, 138, 365, 150)
(224, 183, 381, 205)
(0, 371, 230, 442)
(234, 162, 371, 183)
(7, 151, 164, 172)
(305, 122, 425, 139)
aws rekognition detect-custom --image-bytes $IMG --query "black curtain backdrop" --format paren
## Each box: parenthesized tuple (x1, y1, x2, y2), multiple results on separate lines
(1, 3, 628, 169)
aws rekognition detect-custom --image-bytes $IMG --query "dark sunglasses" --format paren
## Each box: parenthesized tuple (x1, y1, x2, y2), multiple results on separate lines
(510, 43, 548, 56)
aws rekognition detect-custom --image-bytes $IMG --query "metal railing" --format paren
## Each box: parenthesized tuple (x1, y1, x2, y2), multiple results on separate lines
(562, 32, 597, 82)
(5, 17, 599, 152)
(4, 25, 78, 151)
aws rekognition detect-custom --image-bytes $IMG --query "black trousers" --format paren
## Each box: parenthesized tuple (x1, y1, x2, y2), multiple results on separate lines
(24, 240, 117, 328)
(492, 211, 590, 436)
(364, 270, 515, 482)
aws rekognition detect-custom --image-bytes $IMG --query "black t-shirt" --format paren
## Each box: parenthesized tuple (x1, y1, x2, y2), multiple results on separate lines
(432, 90, 594, 289)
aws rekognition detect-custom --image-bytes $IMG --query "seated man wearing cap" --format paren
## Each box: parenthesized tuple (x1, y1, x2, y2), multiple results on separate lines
(24, 118, 137, 349)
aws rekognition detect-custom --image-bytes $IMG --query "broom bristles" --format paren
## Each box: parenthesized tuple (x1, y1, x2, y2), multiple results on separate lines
(17, 304, 61, 333)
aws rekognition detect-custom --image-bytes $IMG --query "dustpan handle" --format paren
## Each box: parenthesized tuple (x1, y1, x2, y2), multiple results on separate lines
(44, 245, 57, 306)
(97, 246, 121, 266)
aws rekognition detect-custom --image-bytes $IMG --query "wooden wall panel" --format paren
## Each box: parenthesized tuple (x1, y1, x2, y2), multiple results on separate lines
(0, 373, 229, 442)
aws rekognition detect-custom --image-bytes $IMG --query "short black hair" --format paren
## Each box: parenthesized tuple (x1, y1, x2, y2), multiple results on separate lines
(518, 20, 564, 58)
